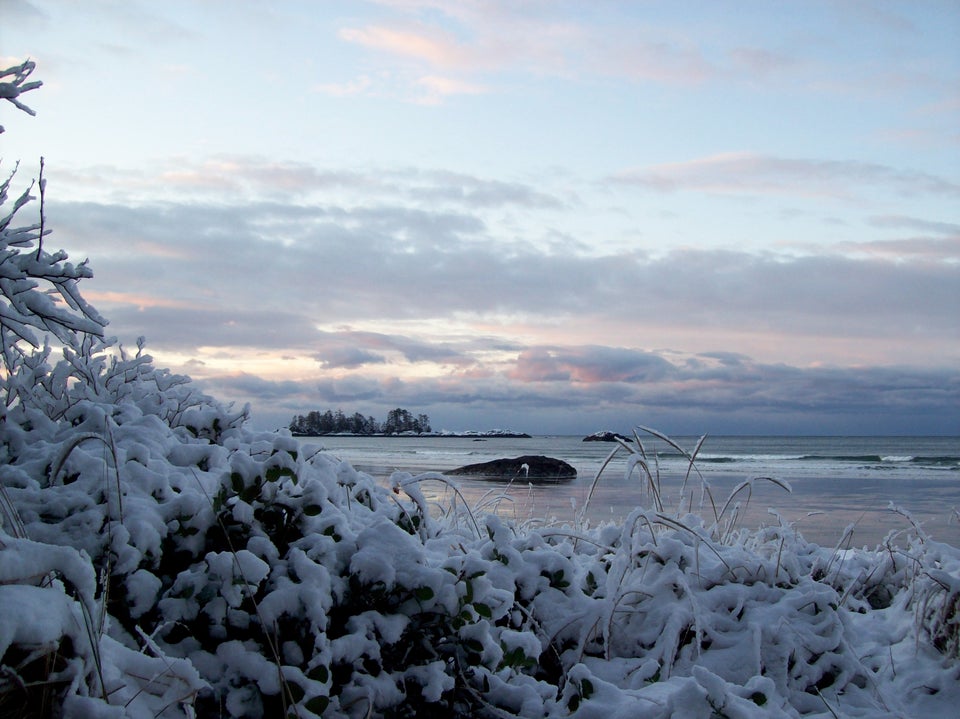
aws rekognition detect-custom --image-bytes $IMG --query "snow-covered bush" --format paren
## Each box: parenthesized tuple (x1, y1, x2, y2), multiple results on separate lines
(2, 62, 959, 718)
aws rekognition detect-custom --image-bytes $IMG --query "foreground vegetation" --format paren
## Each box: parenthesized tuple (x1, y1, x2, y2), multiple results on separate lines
(2, 62, 959, 718)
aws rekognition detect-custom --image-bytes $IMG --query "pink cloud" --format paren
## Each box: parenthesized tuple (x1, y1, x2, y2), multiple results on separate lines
(85, 290, 193, 312)
(416, 74, 487, 101)
(337, 6, 715, 93)
(339, 25, 469, 67)
(507, 349, 570, 382)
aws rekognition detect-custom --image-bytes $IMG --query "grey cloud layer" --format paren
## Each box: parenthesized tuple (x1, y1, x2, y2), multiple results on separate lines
(200, 355, 960, 435)
(39, 161, 960, 434)
(62, 197, 958, 350)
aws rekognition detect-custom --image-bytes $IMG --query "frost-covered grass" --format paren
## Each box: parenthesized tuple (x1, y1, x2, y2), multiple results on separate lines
(2, 61, 959, 718)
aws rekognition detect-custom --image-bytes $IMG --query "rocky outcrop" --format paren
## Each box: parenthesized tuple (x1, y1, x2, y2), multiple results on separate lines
(583, 431, 632, 443)
(436, 429, 532, 438)
(447, 455, 576, 482)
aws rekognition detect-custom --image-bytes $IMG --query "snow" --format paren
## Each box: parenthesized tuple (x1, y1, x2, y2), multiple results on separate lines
(0, 585, 82, 657)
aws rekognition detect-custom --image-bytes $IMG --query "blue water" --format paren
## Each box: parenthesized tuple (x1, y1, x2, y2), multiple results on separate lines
(300, 434, 960, 547)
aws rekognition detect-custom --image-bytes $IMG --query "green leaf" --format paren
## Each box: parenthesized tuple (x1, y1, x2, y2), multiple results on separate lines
(580, 678, 594, 699)
(474, 602, 492, 619)
(414, 586, 434, 601)
(230, 472, 245, 493)
(304, 696, 329, 715)
(464, 639, 484, 654)
(240, 482, 260, 503)
(304, 505, 323, 517)
(285, 680, 305, 703)
(307, 664, 329, 684)
(266, 466, 297, 483)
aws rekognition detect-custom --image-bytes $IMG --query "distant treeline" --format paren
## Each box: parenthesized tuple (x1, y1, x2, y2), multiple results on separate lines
(289, 407, 432, 436)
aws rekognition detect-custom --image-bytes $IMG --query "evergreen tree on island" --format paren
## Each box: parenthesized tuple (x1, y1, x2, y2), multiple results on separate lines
(289, 407, 430, 435)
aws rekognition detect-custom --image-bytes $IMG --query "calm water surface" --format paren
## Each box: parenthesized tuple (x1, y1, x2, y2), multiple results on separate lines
(299, 435, 960, 547)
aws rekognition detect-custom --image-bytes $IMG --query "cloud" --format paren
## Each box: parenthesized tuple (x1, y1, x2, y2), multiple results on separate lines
(99, 305, 317, 354)
(508, 346, 675, 383)
(333, 1, 953, 100)
(334, 3, 715, 100)
(312, 329, 469, 369)
(610, 152, 960, 200)
(389, 169, 565, 209)
(2, 0, 48, 23)
(415, 75, 488, 103)
(312, 75, 374, 97)
(592, 36, 711, 85)
(729, 47, 796, 76)
(203, 372, 306, 401)
(867, 215, 960, 235)
(189, 351, 960, 436)
(52, 157, 566, 212)
(315, 346, 388, 369)
(339, 25, 470, 68)
(31, 153, 958, 436)
(53, 190, 959, 366)
(832, 237, 960, 263)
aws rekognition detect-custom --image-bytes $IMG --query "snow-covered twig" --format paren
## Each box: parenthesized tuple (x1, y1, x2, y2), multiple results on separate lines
(0, 60, 42, 132)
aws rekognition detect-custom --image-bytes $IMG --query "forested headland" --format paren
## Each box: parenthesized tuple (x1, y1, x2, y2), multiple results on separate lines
(289, 407, 431, 436)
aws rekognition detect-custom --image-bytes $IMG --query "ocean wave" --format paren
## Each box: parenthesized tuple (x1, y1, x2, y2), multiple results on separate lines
(909, 455, 960, 467)
(782, 453, 960, 469)
(798, 454, 885, 463)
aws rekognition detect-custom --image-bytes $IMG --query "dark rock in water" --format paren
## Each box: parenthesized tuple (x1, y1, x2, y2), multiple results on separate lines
(583, 431, 632, 443)
(447, 455, 577, 482)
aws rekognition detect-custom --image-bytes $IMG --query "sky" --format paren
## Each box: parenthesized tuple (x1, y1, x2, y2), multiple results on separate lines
(2, 0, 958, 436)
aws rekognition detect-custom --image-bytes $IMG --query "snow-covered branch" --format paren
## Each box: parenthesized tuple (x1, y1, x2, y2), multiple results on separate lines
(1, 63, 107, 374)
(0, 59, 42, 133)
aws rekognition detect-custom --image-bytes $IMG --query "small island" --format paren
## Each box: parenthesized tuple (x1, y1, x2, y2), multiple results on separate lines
(435, 429, 532, 439)
(582, 430, 633, 442)
(290, 407, 531, 438)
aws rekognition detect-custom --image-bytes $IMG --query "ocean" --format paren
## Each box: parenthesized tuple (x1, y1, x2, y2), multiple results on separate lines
(297, 434, 960, 547)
